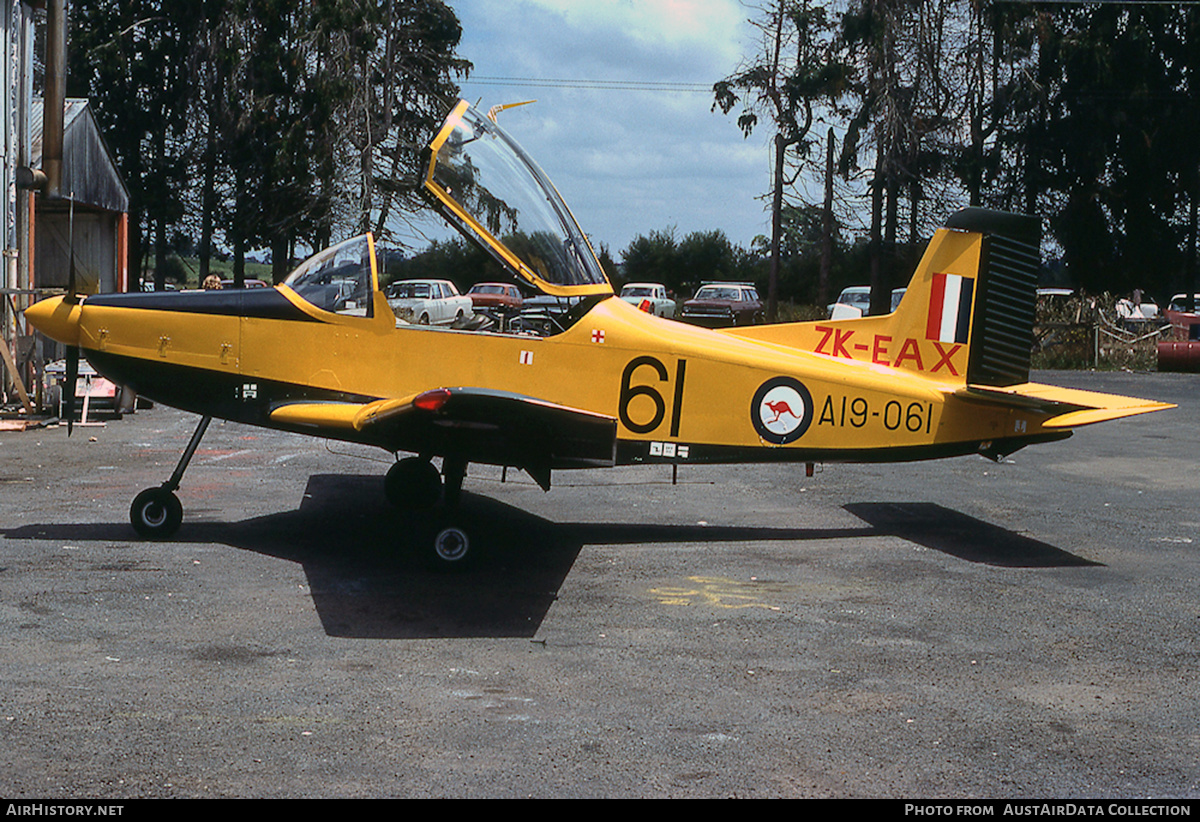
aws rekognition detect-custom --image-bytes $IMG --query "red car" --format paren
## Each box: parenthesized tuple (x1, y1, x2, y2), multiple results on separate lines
(467, 282, 523, 310)
(680, 282, 763, 327)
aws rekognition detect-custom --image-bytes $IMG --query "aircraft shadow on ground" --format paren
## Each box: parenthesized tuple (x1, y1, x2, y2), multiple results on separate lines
(2, 476, 1095, 639)
(843, 501, 1101, 568)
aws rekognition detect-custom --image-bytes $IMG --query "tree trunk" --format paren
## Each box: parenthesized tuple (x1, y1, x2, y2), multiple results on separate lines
(819, 128, 834, 309)
(768, 133, 784, 322)
(199, 108, 216, 281)
(869, 142, 885, 316)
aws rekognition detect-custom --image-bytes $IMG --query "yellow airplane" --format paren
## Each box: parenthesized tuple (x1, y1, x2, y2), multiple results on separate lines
(24, 99, 1172, 566)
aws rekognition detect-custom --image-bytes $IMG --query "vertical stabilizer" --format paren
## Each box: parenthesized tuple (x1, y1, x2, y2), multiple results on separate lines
(725, 208, 1042, 389)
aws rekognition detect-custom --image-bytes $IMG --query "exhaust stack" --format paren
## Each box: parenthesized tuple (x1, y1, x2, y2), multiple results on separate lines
(42, 0, 66, 197)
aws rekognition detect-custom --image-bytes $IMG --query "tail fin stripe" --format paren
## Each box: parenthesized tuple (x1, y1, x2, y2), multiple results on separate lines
(927, 272, 974, 345)
(952, 278, 974, 345)
(926, 273, 948, 340)
(938, 275, 963, 342)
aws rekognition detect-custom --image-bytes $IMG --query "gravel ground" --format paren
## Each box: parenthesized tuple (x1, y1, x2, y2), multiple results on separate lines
(0, 370, 1196, 798)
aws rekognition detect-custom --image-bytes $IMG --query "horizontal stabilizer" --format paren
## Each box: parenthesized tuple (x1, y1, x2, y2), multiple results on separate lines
(956, 383, 1174, 428)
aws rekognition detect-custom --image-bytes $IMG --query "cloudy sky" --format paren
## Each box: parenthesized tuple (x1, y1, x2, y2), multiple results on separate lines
(421, 0, 773, 257)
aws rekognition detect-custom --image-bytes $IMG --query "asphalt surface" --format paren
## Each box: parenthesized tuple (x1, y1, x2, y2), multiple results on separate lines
(0, 370, 1197, 799)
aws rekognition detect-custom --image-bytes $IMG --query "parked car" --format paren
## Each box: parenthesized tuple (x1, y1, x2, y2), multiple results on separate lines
(466, 282, 523, 310)
(138, 280, 180, 292)
(1167, 293, 1200, 313)
(827, 286, 870, 319)
(619, 283, 676, 318)
(680, 282, 763, 327)
(387, 279, 473, 326)
(1037, 287, 1075, 299)
(1164, 293, 1200, 340)
(827, 286, 906, 319)
(219, 278, 269, 289)
(509, 294, 585, 336)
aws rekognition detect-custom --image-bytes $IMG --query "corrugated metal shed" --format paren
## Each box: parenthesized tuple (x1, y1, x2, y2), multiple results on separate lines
(28, 98, 129, 296)
(31, 98, 129, 213)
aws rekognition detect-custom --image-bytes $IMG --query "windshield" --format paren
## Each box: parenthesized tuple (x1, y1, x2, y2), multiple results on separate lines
(838, 289, 870, 308)
(390, 282, 431, 299)
(696, 287, 742, 301)
(423, 100, 611, 297)
(283, 235, 376, 317)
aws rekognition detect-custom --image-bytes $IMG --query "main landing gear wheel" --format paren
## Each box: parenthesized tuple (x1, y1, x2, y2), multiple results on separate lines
(385, 457, 443, 509)
(384, 457, 478, 569)
(431, 522, 472, 568)
(130, 487, 183, 538)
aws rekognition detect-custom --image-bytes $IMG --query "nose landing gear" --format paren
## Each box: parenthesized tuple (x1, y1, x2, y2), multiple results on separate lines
(128, 415, 211, 538)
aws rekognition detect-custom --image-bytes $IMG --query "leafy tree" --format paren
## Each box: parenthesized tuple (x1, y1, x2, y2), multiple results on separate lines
(677, 229, 743, 294)
(67, 1, 202, 287)
(67, 0, 469, 286)
(621, 228, 760, 298)
(385, 236, 498, 290)
(713, 0, 850, 320)
(621, 228, 683, 294)
(838, 0, 972, 313)
(1030, 4, 1200, 297)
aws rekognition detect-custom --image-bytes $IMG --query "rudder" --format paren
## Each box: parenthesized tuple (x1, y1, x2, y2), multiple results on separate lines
(946, 209, 1041, 387)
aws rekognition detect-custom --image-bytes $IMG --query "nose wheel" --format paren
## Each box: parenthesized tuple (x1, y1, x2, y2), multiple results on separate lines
(130, 487, 183, 537)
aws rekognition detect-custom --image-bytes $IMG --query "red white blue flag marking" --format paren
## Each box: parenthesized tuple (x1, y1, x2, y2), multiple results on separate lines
(926, 273, 974, 345)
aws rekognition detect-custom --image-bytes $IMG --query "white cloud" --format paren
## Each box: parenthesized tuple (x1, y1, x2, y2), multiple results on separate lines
(442, 1, 774, 253)
(520, 0, 746, 62)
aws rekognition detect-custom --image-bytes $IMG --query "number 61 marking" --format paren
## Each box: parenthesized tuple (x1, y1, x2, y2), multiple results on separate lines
(619, 356, 687, 436)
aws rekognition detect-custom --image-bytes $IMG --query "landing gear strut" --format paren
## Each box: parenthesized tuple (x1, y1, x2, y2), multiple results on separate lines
(130, 415, 211, 538)
(384, 454, 475, 568)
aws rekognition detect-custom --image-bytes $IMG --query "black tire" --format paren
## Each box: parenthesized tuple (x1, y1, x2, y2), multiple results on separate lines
(428, 520, 475, 570)
(130, 487, 183, 538)
(419, 313, 430, 325)
(433, 524, 470, 561)
(385, 458, 442, 510)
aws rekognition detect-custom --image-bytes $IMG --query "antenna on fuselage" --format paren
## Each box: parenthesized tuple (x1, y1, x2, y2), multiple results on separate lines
(486, 100, 536, 123)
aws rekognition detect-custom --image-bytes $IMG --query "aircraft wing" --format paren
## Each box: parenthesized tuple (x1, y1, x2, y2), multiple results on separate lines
(955, 383, 1175, 428)
(269, 388, 617, 489)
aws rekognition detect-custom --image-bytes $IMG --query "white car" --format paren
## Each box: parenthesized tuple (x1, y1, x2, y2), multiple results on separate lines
(827, 286, 906, 319)
(1167, 293, 1200, 313)
(619, 283, 676, 318)
(387, 279, 473, 326)
(828, 286, 870, 319)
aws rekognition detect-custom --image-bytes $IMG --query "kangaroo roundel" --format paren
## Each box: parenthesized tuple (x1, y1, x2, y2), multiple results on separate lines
(751, 377, 814, 444)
